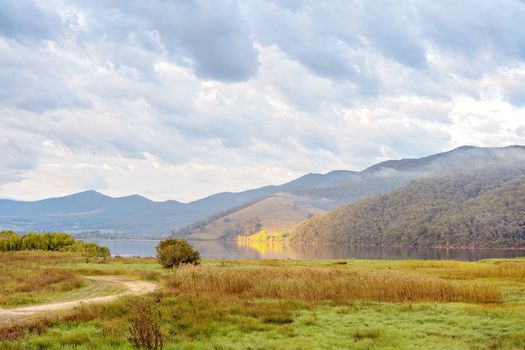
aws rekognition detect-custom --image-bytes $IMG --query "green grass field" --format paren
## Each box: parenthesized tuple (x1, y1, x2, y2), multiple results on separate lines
(2, 252, 525, 349)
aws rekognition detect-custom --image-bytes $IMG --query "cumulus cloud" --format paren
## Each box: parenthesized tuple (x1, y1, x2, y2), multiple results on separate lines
(0, 0, 524, 201)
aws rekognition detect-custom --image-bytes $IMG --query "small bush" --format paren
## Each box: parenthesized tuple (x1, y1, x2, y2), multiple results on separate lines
(156, 239, 200, 268)
(128, 298, 163, 350)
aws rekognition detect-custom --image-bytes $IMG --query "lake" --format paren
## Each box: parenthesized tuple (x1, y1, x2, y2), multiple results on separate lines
(84, 238, 525, 261)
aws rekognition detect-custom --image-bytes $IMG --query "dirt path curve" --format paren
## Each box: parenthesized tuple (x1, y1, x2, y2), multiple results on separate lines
(0, 276, 158, 321)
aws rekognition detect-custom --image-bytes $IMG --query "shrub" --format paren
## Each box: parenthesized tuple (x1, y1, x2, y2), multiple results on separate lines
(156, 239, 200, 268)
(127, 298, 163, 350)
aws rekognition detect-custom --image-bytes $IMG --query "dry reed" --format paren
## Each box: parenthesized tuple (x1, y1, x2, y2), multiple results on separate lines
(399, 260, 525, 281)
(165, 266, 500, 304)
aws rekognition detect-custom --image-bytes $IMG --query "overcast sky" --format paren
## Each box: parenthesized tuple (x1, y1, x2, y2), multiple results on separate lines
(1, 0, 524, 202)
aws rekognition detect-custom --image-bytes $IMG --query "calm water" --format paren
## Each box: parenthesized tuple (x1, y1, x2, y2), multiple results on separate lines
(85, 238, 525, 261)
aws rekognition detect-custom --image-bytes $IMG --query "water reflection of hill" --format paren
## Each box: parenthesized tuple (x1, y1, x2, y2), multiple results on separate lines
(191, 240, 263, 259)
(234, 241, 525, 261)
(86, 239, 525, 261)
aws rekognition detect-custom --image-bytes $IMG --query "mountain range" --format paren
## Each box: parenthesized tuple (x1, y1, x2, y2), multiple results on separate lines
(1, 145, 523, 240)
(177, 145, 525, 241)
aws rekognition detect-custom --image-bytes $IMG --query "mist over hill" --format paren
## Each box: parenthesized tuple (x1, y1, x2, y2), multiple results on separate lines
(290, 158, 525, 248)
(1, 145, 523, 239)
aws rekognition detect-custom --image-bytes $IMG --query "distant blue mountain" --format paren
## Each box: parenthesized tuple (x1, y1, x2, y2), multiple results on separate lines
(0, 170, 356, 237)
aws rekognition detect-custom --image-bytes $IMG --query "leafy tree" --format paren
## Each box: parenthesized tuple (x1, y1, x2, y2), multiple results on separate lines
(62, 241, 111, 257)
(49, 232, 75, 250)
(0, 231, 110, 257)
(21, 232, 49, 250)
(156, 239, 200, 268)
(0, 231, 21, 251)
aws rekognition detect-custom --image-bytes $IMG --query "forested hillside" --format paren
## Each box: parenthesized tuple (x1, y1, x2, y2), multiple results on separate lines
(290, 165, 525, 248)
(177, 146, 525, 240)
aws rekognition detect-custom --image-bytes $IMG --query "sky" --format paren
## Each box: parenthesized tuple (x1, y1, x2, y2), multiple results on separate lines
(1, 0, 525, 202)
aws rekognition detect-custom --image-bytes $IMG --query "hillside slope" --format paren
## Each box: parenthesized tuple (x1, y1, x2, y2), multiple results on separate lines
(185, 194, 327, 240)
(290, 165, 525, 248)
(177, 145, 525, 240)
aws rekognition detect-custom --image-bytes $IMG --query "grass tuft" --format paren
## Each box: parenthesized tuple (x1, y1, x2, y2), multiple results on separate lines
(351, 328, 382, 340)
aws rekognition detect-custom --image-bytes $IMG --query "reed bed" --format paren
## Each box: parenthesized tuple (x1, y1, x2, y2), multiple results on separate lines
(397, 260, 525, 281)
(442, 262, 525, 281)
(165, 266, 500, 304)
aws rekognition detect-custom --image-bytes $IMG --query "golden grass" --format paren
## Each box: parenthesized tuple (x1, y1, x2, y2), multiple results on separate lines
(448, 263, 525, 280)
(0, 267, 85, 306)
(0, 251, 161, 309)
(0, 252, 89, 306)
(393, 260, 525, 281)
(0, 251, 85, 266)
(165, 265, 501, 303)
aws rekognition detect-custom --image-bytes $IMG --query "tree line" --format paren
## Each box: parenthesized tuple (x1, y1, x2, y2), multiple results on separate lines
(0, 231, 110, 257)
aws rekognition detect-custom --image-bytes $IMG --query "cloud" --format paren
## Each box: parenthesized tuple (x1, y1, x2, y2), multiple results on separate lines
(0, 0, 63, 42)
(243, 1, 380, 91)
(419, 0, 525, 65)
(1, 0, 525, 201)
(0, 39, 91, 112)
(74, 0, 259, 82)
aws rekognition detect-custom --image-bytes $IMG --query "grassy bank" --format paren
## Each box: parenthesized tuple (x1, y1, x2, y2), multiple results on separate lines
(2, 252, 525, 349)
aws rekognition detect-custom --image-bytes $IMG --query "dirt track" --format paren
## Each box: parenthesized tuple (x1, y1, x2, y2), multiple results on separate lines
(0, 276, 158, 321)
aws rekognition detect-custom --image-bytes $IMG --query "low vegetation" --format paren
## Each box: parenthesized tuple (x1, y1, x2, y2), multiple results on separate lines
(0, 266, 84, 307)
(2, 252, 525, 349)
(0, 252, 87, 307)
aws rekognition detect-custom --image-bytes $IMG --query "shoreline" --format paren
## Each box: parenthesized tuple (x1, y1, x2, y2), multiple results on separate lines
(82, 237, 525, 251)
